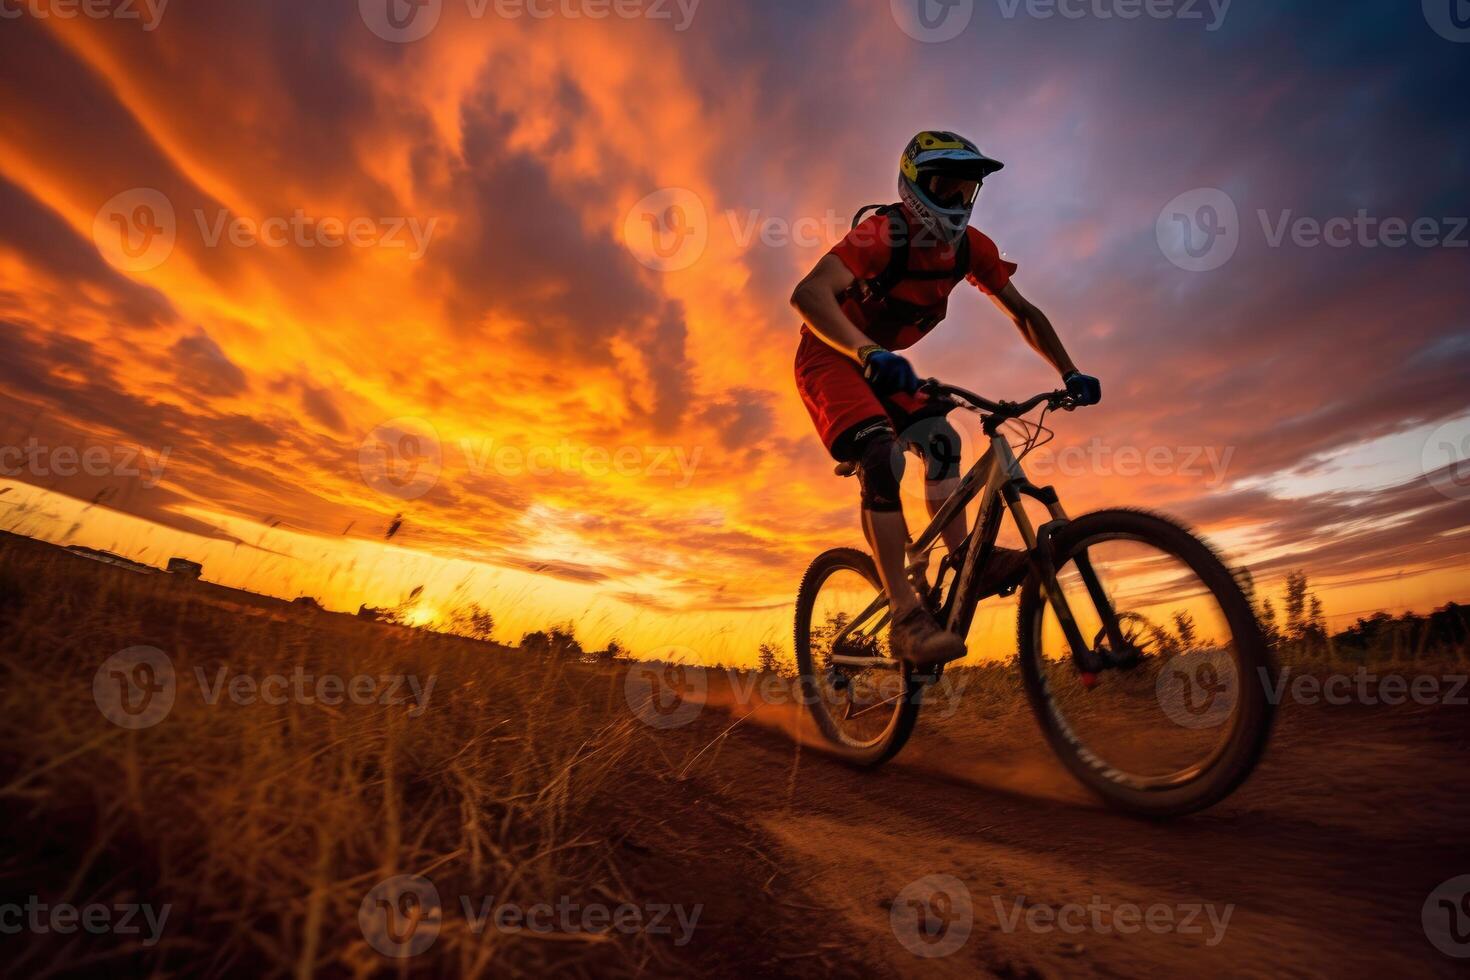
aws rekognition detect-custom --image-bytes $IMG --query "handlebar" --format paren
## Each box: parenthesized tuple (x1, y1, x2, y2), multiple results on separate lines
(919, 379, 1077, 422)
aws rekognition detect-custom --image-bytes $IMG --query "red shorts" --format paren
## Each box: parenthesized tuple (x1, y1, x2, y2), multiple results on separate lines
(794, 330, 934, 458)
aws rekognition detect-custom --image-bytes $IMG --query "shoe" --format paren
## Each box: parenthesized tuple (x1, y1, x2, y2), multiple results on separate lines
(976, 546, 1030, 598)
(889, 606, 966, 670)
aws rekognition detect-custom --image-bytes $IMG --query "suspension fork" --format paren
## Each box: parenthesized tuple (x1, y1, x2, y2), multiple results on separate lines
(1007, 485, 1127, 669)
(991, 437, 1123, 671)
(1003, 482, 1089, 665)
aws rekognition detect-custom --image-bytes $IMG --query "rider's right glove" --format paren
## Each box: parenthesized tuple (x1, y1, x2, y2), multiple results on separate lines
(1063, 370, 1102, 406)
(862, 348, 920, 396)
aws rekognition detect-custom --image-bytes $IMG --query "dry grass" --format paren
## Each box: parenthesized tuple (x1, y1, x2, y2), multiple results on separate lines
(0, 537, 679, 978)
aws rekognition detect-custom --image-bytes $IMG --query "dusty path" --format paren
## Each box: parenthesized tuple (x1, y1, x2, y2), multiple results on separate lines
(618, 666, 1470, 978)
(1, 532, 1463, 978)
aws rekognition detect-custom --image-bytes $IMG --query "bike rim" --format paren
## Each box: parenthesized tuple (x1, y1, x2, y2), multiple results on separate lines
(801, 562, 908, 752)
(1029, 531, 1246, 791)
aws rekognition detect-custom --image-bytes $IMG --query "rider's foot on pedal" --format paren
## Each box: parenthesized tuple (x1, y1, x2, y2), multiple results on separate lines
(890, 606, 966, 669)
(976, 546, 1030, 598)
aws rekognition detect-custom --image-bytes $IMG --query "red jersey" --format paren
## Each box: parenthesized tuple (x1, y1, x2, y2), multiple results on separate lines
(816, 209, 1017, 351)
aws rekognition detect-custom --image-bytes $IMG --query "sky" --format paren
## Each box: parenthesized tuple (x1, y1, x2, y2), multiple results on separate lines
(1, 0, 1467, 664)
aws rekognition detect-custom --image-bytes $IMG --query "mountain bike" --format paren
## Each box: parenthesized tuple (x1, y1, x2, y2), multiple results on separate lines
(793, 379, 1275, 817)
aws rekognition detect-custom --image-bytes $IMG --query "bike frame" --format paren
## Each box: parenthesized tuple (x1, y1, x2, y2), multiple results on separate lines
(828, 387, 1128, 675)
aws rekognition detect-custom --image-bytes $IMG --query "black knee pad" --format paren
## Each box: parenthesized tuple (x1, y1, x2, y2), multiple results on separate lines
(856, 426, 904, 512)
(902, 416, 963, 482)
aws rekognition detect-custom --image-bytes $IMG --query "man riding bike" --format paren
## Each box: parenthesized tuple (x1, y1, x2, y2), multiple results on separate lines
(790, 130, 1102, 670)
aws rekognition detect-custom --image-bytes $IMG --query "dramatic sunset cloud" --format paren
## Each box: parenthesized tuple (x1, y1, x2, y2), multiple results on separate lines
(1, 0, 1466, 661)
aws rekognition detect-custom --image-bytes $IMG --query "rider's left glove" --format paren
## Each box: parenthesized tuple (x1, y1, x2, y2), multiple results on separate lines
(863, 349, 920, 396)
(1063, 370, 1102, 407)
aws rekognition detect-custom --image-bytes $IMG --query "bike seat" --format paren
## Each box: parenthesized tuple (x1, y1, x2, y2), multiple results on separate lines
(834, 461, 857, 478)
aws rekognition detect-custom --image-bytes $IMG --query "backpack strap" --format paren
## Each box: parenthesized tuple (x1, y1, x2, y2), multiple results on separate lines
(867, 205, 911, 300)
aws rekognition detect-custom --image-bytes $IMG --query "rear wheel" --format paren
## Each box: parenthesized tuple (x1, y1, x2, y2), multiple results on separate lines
(794, 548, 922, 766)
(1017, 509, 1275, 817)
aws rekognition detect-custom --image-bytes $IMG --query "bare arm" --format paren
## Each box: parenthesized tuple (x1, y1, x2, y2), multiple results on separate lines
(790, 254, 873, 362)
(987, 281, 1078, 378)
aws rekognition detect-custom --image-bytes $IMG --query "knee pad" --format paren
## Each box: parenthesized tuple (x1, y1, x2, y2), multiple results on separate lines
(906, 417, 963, 482)
(856, 427, 905, 512)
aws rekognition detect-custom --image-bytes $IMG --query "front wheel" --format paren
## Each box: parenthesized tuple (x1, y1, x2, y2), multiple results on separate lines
(794, 548, 923, 766)
(1017, 509, 1275, 817)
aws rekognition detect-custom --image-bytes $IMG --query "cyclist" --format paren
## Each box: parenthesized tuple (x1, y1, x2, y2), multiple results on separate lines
(791, 131, 1101, 669)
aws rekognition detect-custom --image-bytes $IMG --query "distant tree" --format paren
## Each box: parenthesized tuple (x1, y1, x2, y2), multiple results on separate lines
(1283, 570, 1308, 641)
(1259, 597, 1281, 647)
(757, 642, 780, 675)
(547, 622, 584, 659)
(1172, 611, 1199, 651)
(1148, 622, 1181, 657)
(447, 603, 496, 642)
(601, 638, 626, 662)
(520, 630, 551, 656)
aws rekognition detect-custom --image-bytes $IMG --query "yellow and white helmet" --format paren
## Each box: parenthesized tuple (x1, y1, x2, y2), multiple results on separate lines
(898, 131, 1005, 243)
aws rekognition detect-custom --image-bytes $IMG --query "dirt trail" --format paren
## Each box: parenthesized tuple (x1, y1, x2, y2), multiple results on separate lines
(636, 667, 1470, 978)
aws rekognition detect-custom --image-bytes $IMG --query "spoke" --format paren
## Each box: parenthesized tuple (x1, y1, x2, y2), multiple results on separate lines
(845, 687, 906, 720)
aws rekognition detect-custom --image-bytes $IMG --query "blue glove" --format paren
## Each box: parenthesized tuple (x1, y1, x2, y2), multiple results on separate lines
(1063, 370, 1102, 406)
(863, 350, 919, 395)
